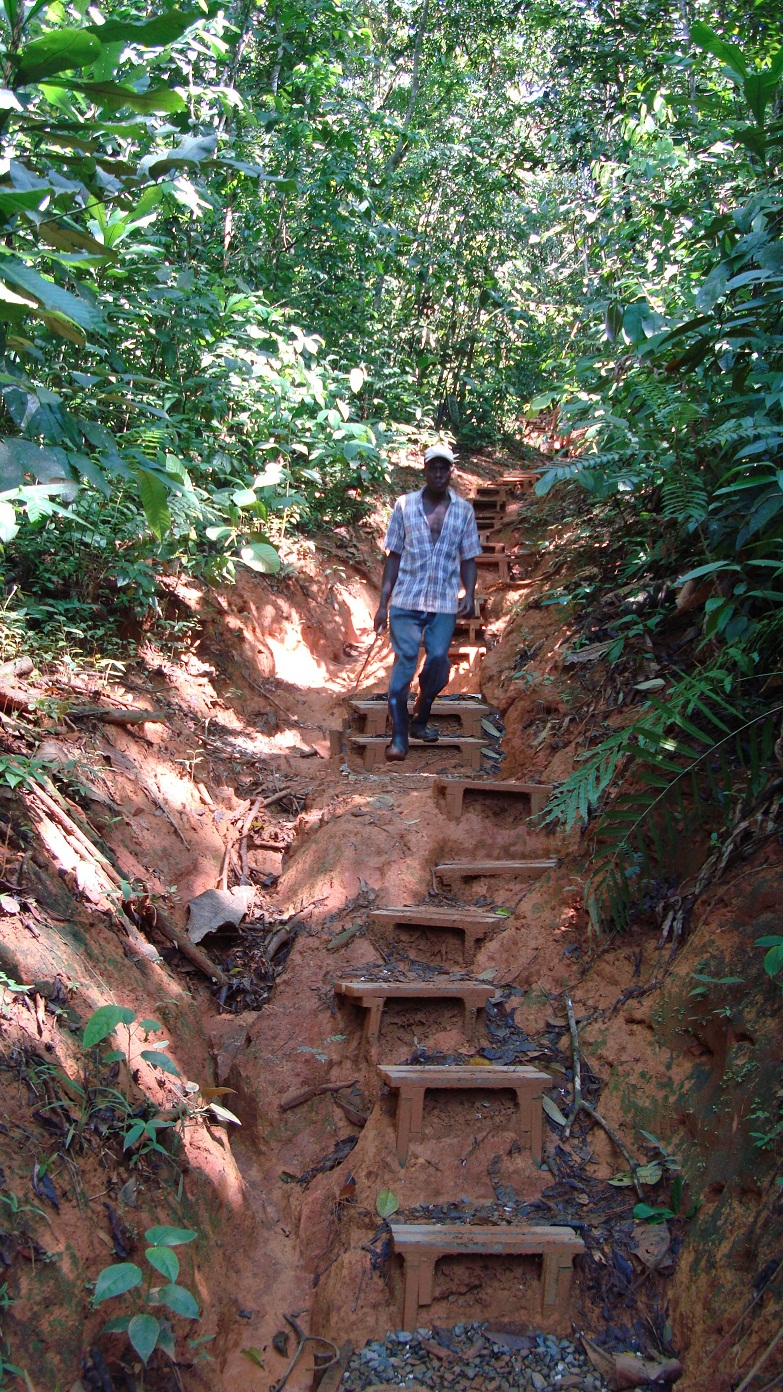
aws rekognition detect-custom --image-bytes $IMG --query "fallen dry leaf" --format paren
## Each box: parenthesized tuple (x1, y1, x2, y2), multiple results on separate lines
(186, 886, 254, 944)
(631, 1220, 671, 1269)
(583, 1335, 683, 1389)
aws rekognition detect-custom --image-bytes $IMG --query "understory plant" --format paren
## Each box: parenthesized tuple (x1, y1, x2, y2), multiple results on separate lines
(94, 1224, 200, 1365)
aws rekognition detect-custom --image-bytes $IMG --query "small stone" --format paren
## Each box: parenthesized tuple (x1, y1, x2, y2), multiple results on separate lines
(531, 1374, 546, 1392)
(397, 1332, 413, 1344)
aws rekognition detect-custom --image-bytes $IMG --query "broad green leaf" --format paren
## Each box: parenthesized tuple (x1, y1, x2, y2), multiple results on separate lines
(128, 1313, 160, 1364)
(100, 1316, 131, 1334)
(15, 30, 103, 85)
(83, 1004, 135, 1048)
(146, 134, 217, 179)
(376, 1188, 399, 1218)
(38, 222, 115, 260)
(690, 22, 748, 79)
(87, 8, 203, 48)
(158, 1323, 176, 1358)
(146, 1247, 179, 1282)
(144, 1226, 197, 1247)
(140, 1049, 180, 1076)
(93, 1262, 143, 1304)
(153, 1283, 199, 1319)
(0, 254, 103, 333)
(135, 469, 171, 539)
(349, 367, 364, 393)
(41, 311, 86, 345)
(743, 72, 777, 126)
(635, 1161, 663, 1185)
(55, 80, 187, 114)
(236, 541, 280, 574)
(0, 188, 49, 215)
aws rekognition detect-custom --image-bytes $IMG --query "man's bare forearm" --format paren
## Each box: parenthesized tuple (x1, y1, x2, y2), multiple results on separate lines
(458, 557, 477, 616)
(374, 552, 401, 631)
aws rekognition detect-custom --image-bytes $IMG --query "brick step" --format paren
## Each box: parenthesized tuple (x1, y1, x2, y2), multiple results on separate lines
(435, 858, 557, 885)
(349, 735, 484, 770)
(433, 776, 553, 820)
(389, 1222, 585, 1331)
(368, 905, 500, 962)
(334, 979, 494, 1045)
(350, 699, 490, 739)
(378, 1064, 551, 1165)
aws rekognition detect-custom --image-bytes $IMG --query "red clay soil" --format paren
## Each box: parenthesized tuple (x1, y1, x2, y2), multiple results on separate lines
(0, 453, 781, 1392)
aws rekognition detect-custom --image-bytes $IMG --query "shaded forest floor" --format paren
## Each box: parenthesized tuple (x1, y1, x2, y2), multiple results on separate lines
(0, 447, 781, 1392)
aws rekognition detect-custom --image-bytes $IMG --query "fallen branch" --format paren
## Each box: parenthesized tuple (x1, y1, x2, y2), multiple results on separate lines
(0, 655, 36, 711)
(280, 1080, 357, 1113)
(564, 994, 644, 1199)
(64, 705, 167, 725)
(27, 783, 123, 889)
(265, 923, 295, 961)
(326, 921, 364, 953)
(134, 901, 228, 986)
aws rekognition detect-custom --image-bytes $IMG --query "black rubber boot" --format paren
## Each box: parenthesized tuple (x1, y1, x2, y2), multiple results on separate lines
(409, 693, 439, 742)
(410, 653, 450, 741)
(385, 694, 409, 761)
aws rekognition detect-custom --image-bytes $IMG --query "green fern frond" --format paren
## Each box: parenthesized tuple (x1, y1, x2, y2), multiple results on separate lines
(661, 471, 709, 525)
(546, 666, 783, 932)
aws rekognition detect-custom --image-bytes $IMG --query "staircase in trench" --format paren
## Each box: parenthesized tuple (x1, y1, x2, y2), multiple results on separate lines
(311, 476, 610, 1392)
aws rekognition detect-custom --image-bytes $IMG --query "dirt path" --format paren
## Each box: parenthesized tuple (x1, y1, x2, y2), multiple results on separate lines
(2, 454, 781, 1392)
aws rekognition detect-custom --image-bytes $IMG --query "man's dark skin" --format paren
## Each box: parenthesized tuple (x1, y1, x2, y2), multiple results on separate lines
(374, 456, 477, 634)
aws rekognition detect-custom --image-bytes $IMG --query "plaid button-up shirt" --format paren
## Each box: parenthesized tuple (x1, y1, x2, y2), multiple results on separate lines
(383, 488, 482, 614)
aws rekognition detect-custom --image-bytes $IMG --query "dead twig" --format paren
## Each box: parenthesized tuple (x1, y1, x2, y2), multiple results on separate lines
(564, 994, 644, 1199)
(226, 788, 294, 891)
(145, 786, 190, 848)
(736, 1325, 783, 1392)
(271, 1312, 338, 1392)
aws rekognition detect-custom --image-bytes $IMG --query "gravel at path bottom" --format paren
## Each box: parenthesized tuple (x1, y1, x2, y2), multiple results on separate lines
(341, 1324, 609, 1392)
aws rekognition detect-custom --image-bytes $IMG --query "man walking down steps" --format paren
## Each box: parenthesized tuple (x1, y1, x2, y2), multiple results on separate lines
(374, 444, 481, 762)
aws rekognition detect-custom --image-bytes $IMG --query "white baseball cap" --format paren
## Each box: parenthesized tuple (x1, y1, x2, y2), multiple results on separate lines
(424, 444, 455, 465)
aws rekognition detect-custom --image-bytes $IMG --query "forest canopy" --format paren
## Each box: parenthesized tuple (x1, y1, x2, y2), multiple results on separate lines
(1, 0, 783, 927)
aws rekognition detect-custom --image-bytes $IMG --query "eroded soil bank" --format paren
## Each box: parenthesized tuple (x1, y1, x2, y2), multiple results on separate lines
(0, 455, 781, 1392)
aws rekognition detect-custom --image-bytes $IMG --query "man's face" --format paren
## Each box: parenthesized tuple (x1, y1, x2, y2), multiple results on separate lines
(424, 456, 454, 494)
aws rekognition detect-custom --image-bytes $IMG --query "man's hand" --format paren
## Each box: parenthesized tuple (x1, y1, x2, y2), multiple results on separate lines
(374, 604, 389, 633)
(457, 592, 475, 618)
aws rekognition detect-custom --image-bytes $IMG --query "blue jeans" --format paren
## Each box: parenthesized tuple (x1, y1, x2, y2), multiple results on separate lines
(388, 607, 456, 701)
